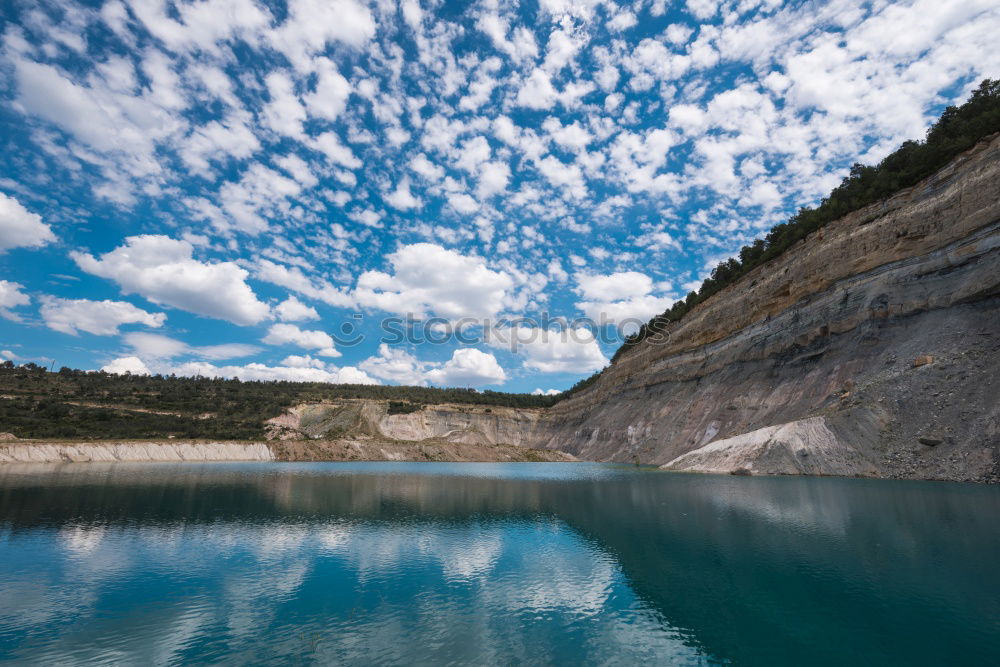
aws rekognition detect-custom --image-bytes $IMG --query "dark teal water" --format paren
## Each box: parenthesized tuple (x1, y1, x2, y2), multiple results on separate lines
(0, 463, 998, 665)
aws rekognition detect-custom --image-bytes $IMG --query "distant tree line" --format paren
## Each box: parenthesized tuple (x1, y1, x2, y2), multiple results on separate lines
(0, 361, 558, 440)
(561, 78, 1000, 397)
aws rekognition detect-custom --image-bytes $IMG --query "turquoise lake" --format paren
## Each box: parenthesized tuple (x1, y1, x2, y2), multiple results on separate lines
(0, 462, 998, 665)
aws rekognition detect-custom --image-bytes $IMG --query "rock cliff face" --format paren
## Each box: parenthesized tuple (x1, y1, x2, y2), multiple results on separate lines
(266, 401, 548, 447)
(539, 134, 1000, 482)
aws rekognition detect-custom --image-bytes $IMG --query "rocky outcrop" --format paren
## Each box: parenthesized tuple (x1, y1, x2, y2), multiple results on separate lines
(539, 134, 1000, 482)
(267, 401, 548, 447)
(661, 417, 879, 477)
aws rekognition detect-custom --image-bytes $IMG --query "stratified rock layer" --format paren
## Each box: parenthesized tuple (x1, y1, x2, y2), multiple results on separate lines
(540, 134, 1000, 482)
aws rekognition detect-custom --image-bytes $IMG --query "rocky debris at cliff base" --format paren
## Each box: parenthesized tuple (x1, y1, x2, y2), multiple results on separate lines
(660, 417, 879, 477)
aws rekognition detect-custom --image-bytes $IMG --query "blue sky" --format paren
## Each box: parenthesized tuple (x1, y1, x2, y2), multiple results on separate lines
(0, 0, 997, 393)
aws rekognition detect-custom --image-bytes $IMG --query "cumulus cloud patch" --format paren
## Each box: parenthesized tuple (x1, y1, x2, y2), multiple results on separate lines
(262, 323, 340, 357)
(72, 235, 270, 326)
(123, 331, 260, 361)
(575, 272, 675, 324)
(275, 296, 320, 322)
(0, 193, 55, 251)
(355, 243, 513, 320)
(497, 326, 608, 374)
(425, 348, 507, 386)
(40, 297, 166, 336)
(0, 280, 31, 321)
(360, 344, 507, 387)
(101, 356, 151, 376)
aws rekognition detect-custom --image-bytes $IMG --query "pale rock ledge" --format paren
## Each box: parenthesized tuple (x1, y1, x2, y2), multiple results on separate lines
(661, 417, 878, 477)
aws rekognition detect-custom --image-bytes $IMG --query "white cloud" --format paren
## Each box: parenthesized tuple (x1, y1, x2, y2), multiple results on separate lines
(577, 272, 654, 302)
(575, 272, 674, 324)
(454, 135, 492, 172)
(72, 235, 271, 326)
(477, 161, 511, 197)
(410, 153, 445, 180)
(304, 57, 351, 120)
(40, 296, 166, 336)
(262, 323, 340, 357)
(664, 23, 694, 46)
(668, 104, 708, 135)
(256, 259, 353, 308)
(686, 0, 720, 21)
(275, 154, 317, 188)
(281, 354, 326, 369)
(543, 29, 584, 73)
(532, 388, 561, 396)
(360, 344, 429, 385)
(161, 359, 378, 384)
(269, 0, 376, 71)
(123, 331, 260, 360)
(180, 116, 260, 175)
(0, 193, 56, 251)
(607, 10, 637, 32)
(385, 177, 422, 210)
(448, 193, 479, 215)
(359, 345, 506, 387)
(311, 131, 362, 168)
(477, 13, 538, 62)
(262, 71, 306, 139)
(516, 69, 558, 109)
(0, 280, 31, 320)
(217, 163, 303, 233)
(424, 348, 506, 386)
(123, 332, 188, 358)
(536, 155, 588, 199)
(355, 243, 513, 319)
(275, 296, 319, 322)
(13, 57, 178, 177)
(499, 326, 608, 374)
(101, 356, 151, 375)
(543, 118, 593, 152)
(635, 230, 681, 252)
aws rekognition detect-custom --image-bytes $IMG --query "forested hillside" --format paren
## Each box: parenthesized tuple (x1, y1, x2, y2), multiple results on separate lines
(0, 362, 556, 440)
